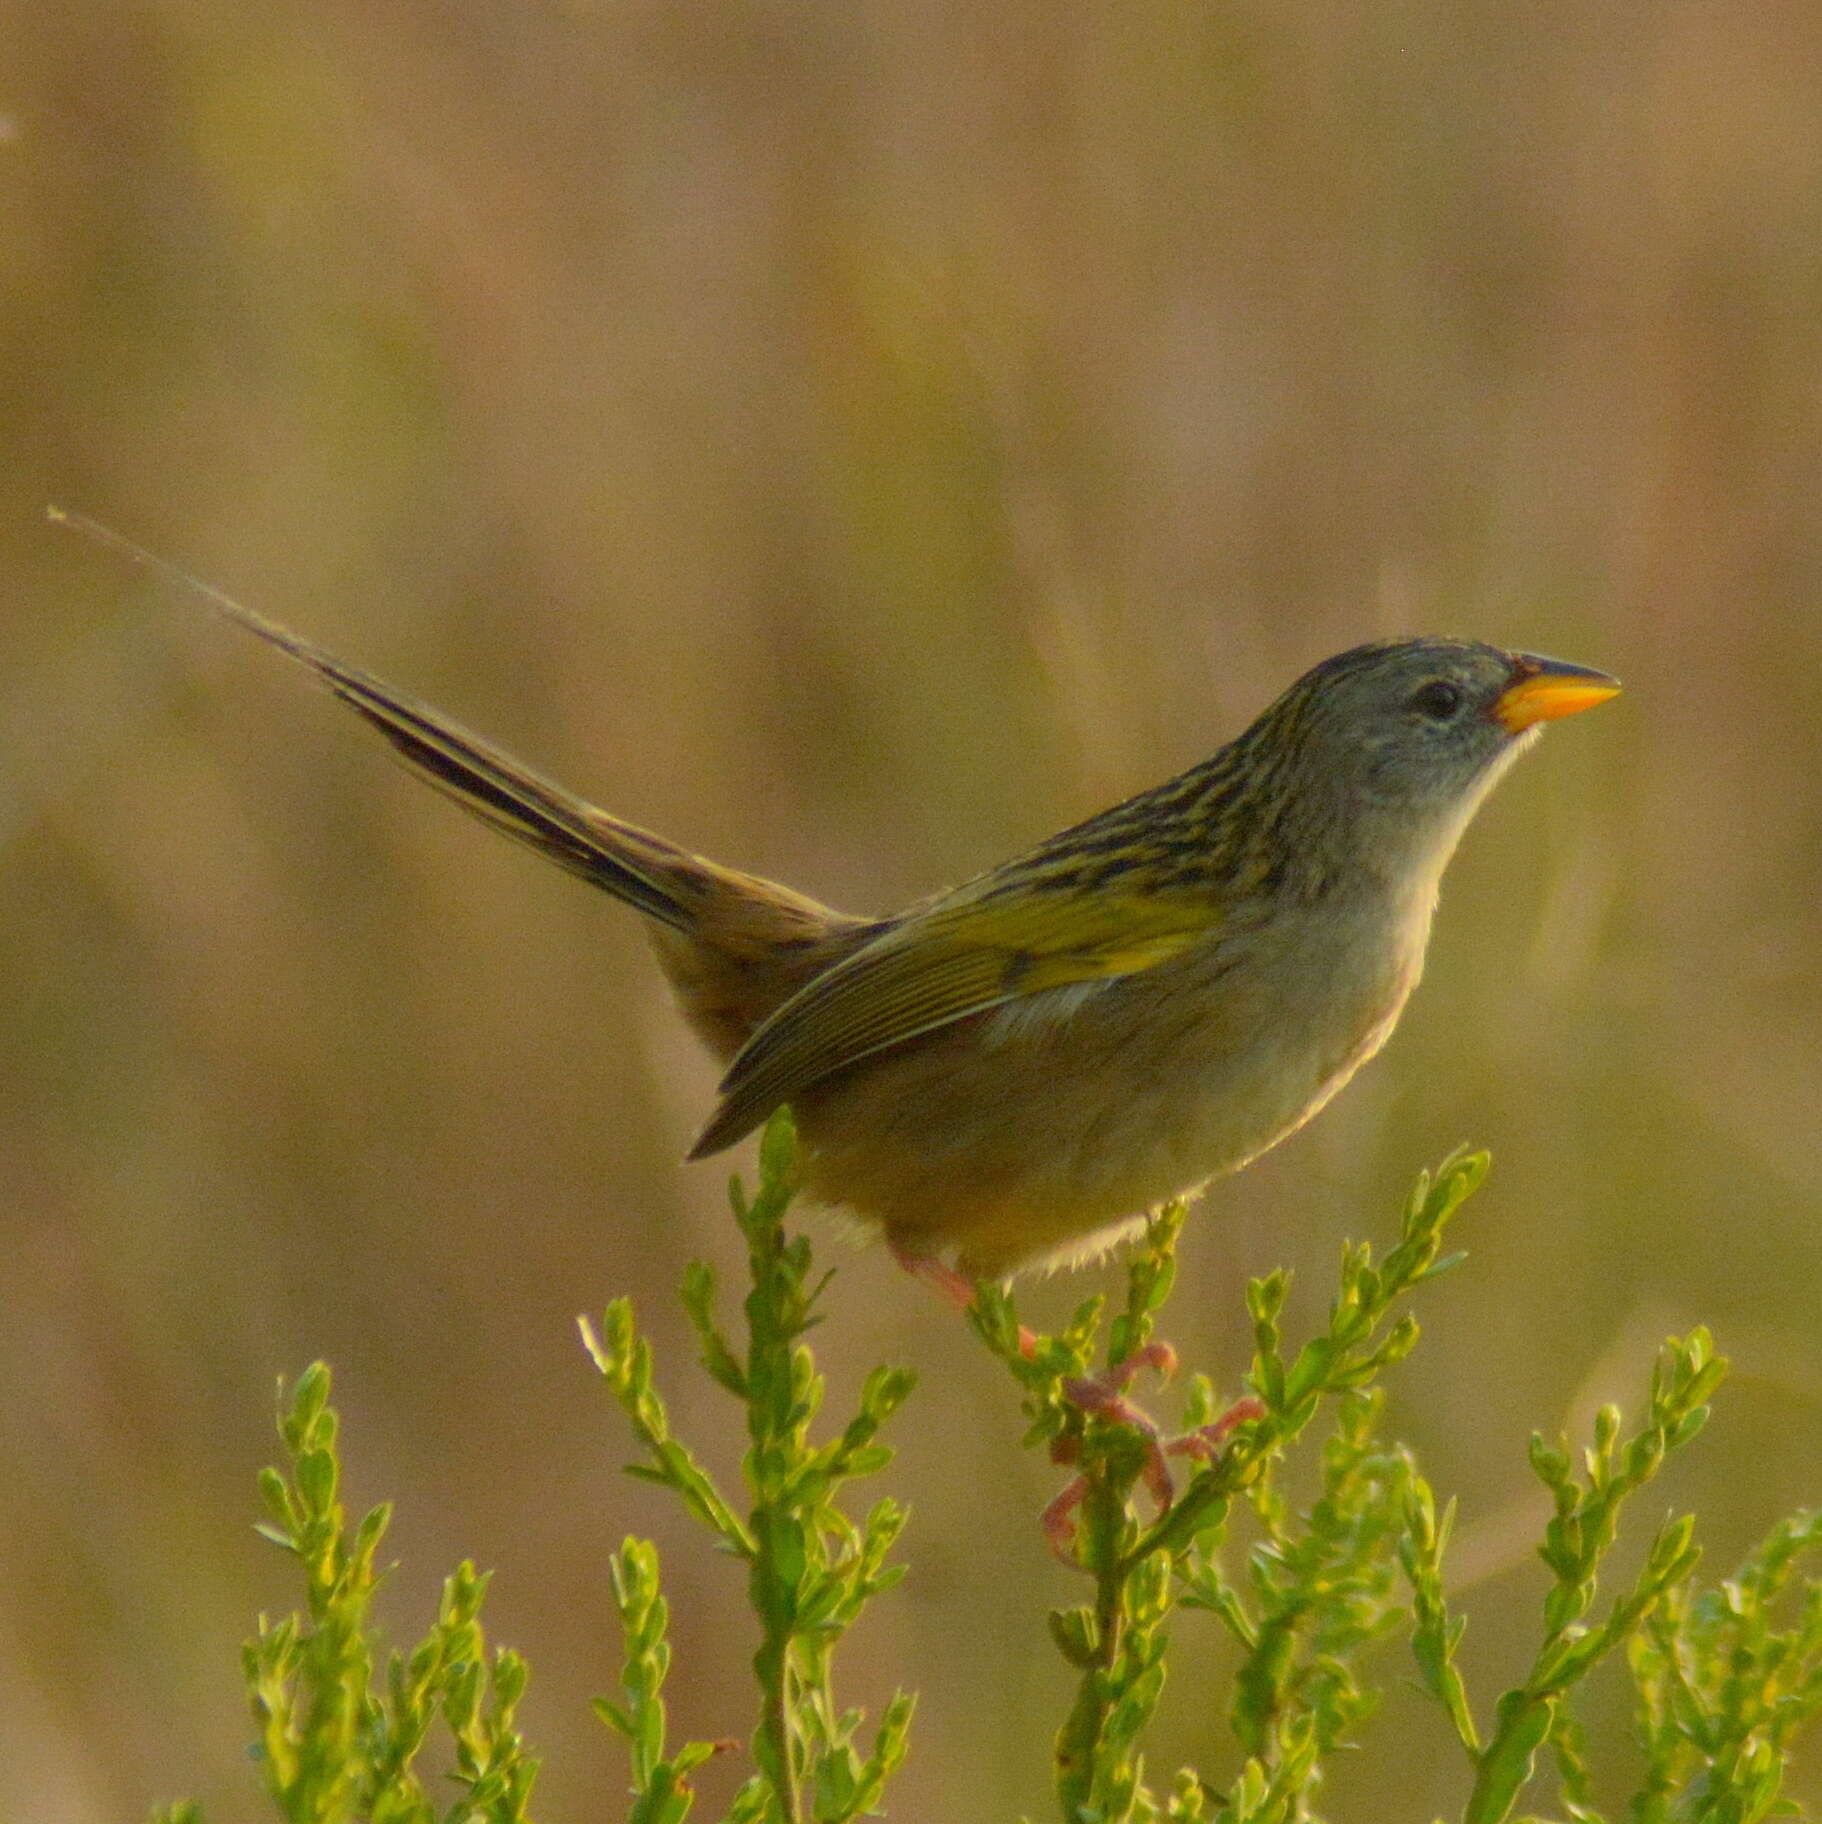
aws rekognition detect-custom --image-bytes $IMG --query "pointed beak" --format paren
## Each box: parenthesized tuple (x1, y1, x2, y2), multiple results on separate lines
(1492, 653, 1622, 733)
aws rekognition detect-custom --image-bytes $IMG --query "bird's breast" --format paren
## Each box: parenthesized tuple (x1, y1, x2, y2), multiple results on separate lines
(791, 883, 1439, 1277)
(1139, 898, 1427, 1170)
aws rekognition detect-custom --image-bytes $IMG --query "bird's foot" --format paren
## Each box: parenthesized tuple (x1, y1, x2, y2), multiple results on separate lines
(1039, 1469, 1092, 1560)
(1164, 1393, 1267, 1464)
(1043, 1384, 1265, 1567)
(1063, 1340, 1181, 1402)
(889, 1243, 1260, 1564)
(1040, 1343, 1180, 1564)
(1058, 1340, 1181, 1496)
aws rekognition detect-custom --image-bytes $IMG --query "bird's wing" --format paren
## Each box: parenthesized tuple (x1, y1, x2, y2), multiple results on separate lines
(688, 888, 1217, 1156)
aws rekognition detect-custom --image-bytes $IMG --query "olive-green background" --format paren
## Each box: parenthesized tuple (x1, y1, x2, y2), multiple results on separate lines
(4, 3, 1820, 1818)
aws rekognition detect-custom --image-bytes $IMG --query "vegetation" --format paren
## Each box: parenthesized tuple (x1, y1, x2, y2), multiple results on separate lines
(152, 1119, 1822, 1823)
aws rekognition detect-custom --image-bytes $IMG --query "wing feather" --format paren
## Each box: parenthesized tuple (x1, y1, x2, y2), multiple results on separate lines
(689, 888, 1217, 1156)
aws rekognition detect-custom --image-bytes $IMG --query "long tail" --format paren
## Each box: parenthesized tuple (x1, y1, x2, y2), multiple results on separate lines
(48, 510, 764, 934)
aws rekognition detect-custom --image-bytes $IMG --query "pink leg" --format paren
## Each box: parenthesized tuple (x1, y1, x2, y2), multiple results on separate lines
(890, 1243, 1039, 1358)
(888, 1245, 1251, 1564)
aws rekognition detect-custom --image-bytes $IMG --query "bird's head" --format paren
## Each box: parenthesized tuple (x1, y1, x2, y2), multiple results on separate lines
(1254, 636, 1621, 884)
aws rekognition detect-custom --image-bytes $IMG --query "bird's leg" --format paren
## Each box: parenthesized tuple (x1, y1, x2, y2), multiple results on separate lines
(889, 1245, 1181, 1389)
(889, 1243, 1201, 1562)
(890, 1243, 1040, 1358)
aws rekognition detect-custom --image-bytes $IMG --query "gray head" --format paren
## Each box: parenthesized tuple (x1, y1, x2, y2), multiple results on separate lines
(1250, 635, 1621, 886)
(1001, 636, 1618, 903)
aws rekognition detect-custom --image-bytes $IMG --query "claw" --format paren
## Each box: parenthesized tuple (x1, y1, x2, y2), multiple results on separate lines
(1100, 1339, 1179, 1390)
(1044, 1347, 1195, 1562)
(890, 1242, 1257, 1565)
(1167, 1395, 1267, 1462)
(1040, 1477, 1089, 1562)
(1045, 1383, 1263, 1565)
(1060, 1377, 1153, 1427)
(1140, 1438, 1176, 1509)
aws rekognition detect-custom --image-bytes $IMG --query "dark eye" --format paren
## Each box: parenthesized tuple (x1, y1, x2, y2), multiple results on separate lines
(1409, 680, 1463, 720)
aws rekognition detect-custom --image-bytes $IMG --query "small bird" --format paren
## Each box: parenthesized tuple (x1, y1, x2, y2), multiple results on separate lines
(52, 513, 1619, 1298)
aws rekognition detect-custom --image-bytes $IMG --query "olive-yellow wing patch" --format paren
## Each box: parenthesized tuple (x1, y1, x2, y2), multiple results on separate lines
(688, 889, 1217, 1157)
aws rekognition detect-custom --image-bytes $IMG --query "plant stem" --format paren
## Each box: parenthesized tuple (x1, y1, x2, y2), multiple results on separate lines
(753, 1618, 800, 1824)
(1054, 1463, 1135, 1820)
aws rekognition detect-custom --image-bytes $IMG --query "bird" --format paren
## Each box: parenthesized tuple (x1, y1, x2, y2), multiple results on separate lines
(51, 512, 1619, 1302)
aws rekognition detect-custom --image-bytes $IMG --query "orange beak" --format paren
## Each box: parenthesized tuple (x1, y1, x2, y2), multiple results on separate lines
(1493, 653, 1622, 733)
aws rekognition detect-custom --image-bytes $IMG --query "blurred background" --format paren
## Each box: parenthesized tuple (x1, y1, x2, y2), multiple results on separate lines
(4, 0, 1822, 1817)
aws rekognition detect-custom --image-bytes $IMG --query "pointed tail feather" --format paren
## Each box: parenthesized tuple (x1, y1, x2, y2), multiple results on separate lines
(49, 509, 699, 929)
(308, 662, 707, 930)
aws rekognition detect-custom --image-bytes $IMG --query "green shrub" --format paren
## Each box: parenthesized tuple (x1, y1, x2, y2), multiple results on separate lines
(152, 1118, 1822, 1823)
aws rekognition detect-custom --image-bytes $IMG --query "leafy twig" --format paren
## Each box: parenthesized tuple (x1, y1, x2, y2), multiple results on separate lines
(240, 1364, 539, 1824)
(583, 1111, 915, 1824)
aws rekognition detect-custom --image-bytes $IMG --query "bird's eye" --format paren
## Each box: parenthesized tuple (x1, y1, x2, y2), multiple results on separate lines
(1409, 680, 1463, 720)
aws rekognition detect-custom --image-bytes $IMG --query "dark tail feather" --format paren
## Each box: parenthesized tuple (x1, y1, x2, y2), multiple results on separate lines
(49, 509, 697, 930)
(310, 664, 700, 930)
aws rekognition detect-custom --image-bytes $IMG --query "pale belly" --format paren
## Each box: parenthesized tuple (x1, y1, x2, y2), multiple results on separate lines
(793, 899, 1429, 1277)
